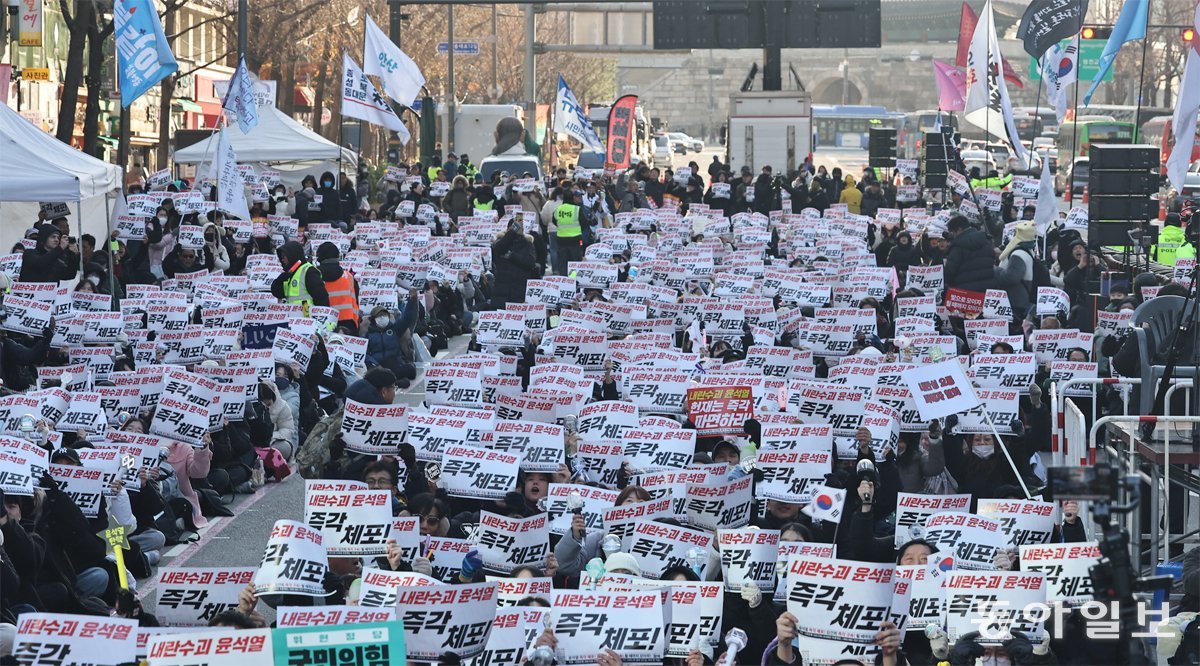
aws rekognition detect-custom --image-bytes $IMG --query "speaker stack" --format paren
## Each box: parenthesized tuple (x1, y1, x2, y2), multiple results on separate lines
(869, 127, 897, 169)
(1087, 144, 1159, 246)
(921, 132, 953, 190)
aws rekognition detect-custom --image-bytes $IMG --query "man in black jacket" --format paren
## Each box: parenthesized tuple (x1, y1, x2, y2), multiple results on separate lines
(490, 222, 537, 309)
(943, 215, 997, 294)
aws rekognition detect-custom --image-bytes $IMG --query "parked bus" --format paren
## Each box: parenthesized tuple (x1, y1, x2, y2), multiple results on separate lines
(1141, 115, 1200, 176)
(899, 110, 958, 159)
(1013, 107, 1059, 136)
(1079, 104, 1171, 127)
(1053, 119, 1138, 159)
(811, 105, 905, 150)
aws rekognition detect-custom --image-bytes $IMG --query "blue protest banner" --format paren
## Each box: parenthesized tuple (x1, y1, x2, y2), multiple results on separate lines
(114, 0, 178, 108)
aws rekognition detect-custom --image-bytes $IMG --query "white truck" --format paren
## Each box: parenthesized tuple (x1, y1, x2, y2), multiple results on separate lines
(726, 92, 812, 175)
(444, 103, 526, 165)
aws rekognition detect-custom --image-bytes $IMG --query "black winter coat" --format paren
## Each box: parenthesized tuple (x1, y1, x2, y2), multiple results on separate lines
(491, 231, 537, 307)
(943, 227, 996, 293)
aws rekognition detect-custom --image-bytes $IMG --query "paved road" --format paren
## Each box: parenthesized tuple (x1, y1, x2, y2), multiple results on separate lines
(137, 333, 473, 612)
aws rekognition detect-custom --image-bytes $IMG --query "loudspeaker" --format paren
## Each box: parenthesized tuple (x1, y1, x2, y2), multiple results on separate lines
(869, 128, 897, 168)
(922, 158, 950, 176)
(1089, 197, 1158, 220)
(921, 173, 947, 190)
(1089, 144, 1158, 170)
(1088, 170, 1158, 196)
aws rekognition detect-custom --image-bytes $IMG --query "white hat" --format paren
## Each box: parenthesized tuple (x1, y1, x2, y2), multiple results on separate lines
(604, 552, 642, 577)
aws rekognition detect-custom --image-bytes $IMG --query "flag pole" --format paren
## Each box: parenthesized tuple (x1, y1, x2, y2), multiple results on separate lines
(981, 410, 1033, 499)
(1070, 4, 1084, 183)
(1133, 0, 1153, 130)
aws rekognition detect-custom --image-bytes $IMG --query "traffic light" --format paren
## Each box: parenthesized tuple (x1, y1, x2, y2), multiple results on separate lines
(1184, 27, 1196, 43)
(1081, 25, 1112, 40)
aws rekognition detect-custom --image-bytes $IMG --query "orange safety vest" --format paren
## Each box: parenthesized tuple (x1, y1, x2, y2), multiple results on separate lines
(325, 272, 359, 326)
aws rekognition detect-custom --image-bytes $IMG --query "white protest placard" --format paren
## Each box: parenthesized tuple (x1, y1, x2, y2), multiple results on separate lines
(252, 520, 328, 596)
(627, 519, 715, 579)
(276, 605, 397, 627)
(601, 497, 674, 546)
(545, 483, 619, 536)
(785, 557, 901, 644)
(424, 361, 484, 407)
(407, 406, 495, 462)
(0, 450, 35, 496)
(576, 400, 640, 445)
(755, 449, 832, 504)
(685, 473, 754, 530)
(978, 499, 1057, 547)
(303, 488, 391, 556)
(476, 511, 550, 574)
(358, 569, 441, 608)
(970, 353, 1037, 389)
(1035, 286, 1070, 317)
(476, 310, 526, 347)
(1019, 541, 1100, 606)
(924, 511, 1007, 571)
(440, 444, 520, 500)
(945, 571, 1046, 644)
(1, 295, 51, 335)
(620, 427, 695, 474)
(150, 371, 217, 447)
(395, 582, 497, 661)
(59, 391, 105, 433)
(717, 528, 779, 592)
(47, 464, 108, 518)
(654, 581, 723, 656)
(340, 400, 408, 456)
(955, 388, 1020, 434)
(146, 628, 273, 666)
(272, 327, 316, 370)
(621, 369, 690, 415)
(14, 613, 137, 666)
(901, 360, 980, 421)
(1029, 328, 1089, 363)
(897, 562, 952, 632)
(551, 590, 665, 665)
(489, 420, 564, 472)
(1049, 361, 1098, 398)
(1096, 309, 1134, 338)
(155, 568, 256, 627)
(893, 493, 973, 546)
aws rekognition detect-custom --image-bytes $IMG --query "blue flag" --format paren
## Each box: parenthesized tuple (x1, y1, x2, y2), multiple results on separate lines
(114, 0, 178, 108)
(553, 75, 604, 152)
(1082, 0, 1147, 105)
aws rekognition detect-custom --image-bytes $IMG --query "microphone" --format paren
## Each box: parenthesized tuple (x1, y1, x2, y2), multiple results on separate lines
(720, 628, 748, 666)
(856, 459, 878, 503)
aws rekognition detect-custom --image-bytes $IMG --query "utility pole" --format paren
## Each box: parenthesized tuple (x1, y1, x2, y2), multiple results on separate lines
(491, 2, 498, 102)
(446, 4, 455, 152)
(524, 4, 536, 141)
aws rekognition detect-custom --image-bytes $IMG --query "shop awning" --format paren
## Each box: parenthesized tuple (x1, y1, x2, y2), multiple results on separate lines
(173, 99, 203, 113)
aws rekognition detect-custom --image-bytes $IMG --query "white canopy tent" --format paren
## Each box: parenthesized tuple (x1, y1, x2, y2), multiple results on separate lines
(173, 107, 357, 191)
(0, 103, 123, 252)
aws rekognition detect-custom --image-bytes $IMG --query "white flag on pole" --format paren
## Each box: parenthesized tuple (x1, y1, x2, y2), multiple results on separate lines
(799, 484, 847, 523)
(1033, 151, 1058, 235)
(362, 13, 425, 108)
(214, 129, 251, 222)
(1167, 2, 1200, 194)
(342, 52, 411, 144)
(222, 57, 259, 134)
(964, 0, 1028, 166)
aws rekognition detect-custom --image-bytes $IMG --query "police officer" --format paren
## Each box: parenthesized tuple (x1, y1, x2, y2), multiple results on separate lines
(554, 189, 586, 275)
(271, 241, 329, 316)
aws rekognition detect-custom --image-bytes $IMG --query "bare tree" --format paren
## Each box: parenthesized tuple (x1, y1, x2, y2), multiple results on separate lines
(55, 0, 96, 145)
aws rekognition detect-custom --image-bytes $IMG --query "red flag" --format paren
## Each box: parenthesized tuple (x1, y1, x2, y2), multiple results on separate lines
(605, 95, 638, 171)
(960, 2, 1025, 87)
(956, 2, 977, 67)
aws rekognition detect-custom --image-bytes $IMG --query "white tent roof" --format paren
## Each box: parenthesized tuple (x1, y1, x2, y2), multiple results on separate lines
(0, 103, 122, 202)
(173, 106, 356, 166)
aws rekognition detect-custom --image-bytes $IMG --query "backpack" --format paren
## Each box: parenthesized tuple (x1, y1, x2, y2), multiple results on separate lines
(1030, 253, 1053, 290)
(296, 407, 344, 479)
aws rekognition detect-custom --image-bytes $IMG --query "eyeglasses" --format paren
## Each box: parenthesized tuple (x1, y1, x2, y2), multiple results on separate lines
(419, 514, 441, 524)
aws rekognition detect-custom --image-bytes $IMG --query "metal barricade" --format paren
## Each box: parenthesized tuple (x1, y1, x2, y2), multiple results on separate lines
(1161, 380, 1196, 564)
(1051, 378, 1138, 467)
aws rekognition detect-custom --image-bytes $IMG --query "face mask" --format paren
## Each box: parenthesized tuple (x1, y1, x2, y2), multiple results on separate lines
(322, 181, 333, 188)
(972, 443, 995, 459)
(157, 216, 167, 223)
(274, 377, 291, 392)
(86, 275, 101, 287)
(375, 316, 391, 328)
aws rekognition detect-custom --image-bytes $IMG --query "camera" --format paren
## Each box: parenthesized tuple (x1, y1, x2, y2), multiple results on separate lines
(1044, 464, 1118, 502)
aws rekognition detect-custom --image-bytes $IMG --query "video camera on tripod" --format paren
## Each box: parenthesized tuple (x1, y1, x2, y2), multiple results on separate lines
(1046, 464, 1176, 665)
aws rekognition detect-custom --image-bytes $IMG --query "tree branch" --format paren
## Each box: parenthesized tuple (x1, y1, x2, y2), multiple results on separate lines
(178, 49, 236, 78)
